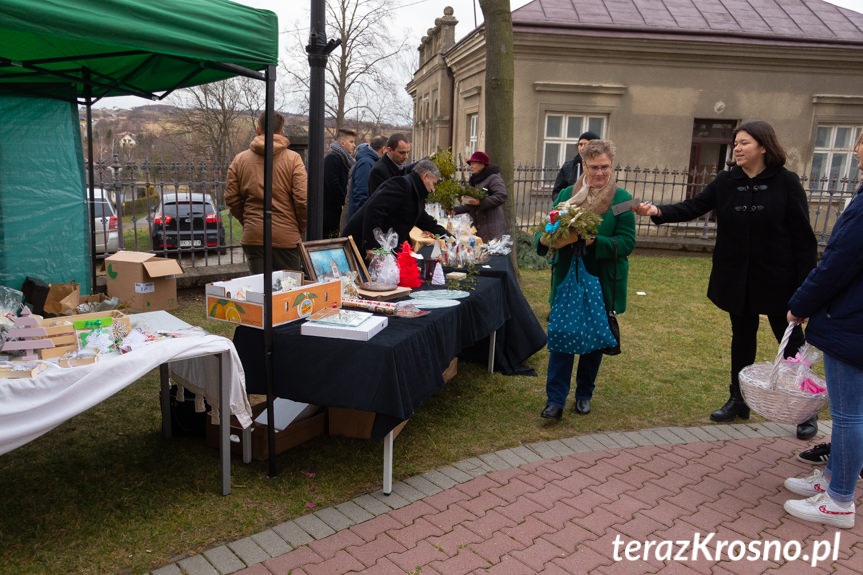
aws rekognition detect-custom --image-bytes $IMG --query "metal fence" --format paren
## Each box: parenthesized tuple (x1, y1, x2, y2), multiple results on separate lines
(509, 164, 861, 248)
(88, 155, 242, 269)
(89, 155, 860, 270)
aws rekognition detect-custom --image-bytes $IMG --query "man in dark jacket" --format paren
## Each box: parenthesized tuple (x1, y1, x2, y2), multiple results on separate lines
(552, 130, 600, 195)
(323, 128, 356, 237)
(368, 133, 411, 195)
(343, 159, 447, 256)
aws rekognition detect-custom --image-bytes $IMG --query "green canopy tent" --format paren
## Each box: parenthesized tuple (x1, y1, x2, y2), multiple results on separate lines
(0, 0, 278, 291)
(1, 0, 285, 482)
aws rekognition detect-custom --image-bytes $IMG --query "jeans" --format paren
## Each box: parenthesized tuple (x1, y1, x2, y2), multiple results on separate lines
(823, 353, 863, 502)
(545, 349, 603, 408)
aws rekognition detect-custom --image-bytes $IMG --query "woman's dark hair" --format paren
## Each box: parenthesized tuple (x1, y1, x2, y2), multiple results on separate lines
(731, 121, 786, 169)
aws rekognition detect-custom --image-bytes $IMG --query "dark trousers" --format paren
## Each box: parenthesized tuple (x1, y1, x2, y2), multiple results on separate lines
(545, 349, 604, 409)
(242, 245, 302, 275)
(729, 311, 804, 396)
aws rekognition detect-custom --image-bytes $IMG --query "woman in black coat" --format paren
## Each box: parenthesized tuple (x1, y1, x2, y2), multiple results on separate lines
(635, 121, 818, 439)
(453, 151, 508, 241)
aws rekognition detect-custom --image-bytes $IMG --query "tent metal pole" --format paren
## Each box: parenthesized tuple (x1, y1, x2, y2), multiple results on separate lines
(306, 0, 339, 241)
(84, 76, 97, 294)
(263, 64, 278, 479)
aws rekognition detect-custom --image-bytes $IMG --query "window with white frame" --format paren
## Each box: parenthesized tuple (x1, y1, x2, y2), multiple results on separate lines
(810, 124, 862, 190)
(542, 114, 606, 169)
(468, 114, 478, 155)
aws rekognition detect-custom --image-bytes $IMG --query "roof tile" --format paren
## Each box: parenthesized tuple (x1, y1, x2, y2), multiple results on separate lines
(511, 0, 863, 43)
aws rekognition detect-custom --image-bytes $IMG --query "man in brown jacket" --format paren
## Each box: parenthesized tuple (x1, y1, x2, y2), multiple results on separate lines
(226, 111, 308, 273)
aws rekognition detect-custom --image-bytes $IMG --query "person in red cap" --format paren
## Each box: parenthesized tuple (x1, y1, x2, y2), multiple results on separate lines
(453, 151, 508, 241)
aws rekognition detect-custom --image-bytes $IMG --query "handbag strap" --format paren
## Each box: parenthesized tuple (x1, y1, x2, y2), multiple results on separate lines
(608, 238, 618, 313)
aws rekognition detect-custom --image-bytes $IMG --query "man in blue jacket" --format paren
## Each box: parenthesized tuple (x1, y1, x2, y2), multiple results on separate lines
(347, 135, 386, 220)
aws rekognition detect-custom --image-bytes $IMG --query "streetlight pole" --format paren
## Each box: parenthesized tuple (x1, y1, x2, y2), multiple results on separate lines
(306, 0, 339, 241)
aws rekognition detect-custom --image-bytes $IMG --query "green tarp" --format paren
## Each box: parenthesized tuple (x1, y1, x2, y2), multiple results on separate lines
(0, 0, 278, 100)
(0, 93, 90, 292)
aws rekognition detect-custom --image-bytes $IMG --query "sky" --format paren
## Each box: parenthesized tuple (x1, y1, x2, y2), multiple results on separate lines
(94, 0, 863, 109)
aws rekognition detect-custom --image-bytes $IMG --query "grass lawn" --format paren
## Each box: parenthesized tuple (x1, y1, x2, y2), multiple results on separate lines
(0, 254, 807, 574)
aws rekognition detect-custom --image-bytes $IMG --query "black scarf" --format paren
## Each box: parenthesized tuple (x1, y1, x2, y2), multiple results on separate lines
(469, 164, 500, 187)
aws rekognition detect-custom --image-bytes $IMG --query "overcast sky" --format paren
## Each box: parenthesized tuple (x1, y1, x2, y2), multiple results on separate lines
(94, 0, 863, 109)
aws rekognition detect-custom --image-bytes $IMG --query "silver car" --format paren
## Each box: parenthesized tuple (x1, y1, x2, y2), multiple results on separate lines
(90, 191, 119, 254)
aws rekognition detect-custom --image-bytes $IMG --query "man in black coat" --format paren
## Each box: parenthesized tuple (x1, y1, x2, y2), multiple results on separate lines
(552, 130, 600, 195)
(323, 128, 356, 237)
(343, 159, 448, 256)
(368, 133, 411, 195)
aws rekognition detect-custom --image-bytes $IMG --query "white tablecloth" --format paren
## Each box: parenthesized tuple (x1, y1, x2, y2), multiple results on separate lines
(0, 314, 252, 456)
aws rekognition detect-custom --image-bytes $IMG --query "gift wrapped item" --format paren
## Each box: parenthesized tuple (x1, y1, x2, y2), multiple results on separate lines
(368, 228, 400, 285)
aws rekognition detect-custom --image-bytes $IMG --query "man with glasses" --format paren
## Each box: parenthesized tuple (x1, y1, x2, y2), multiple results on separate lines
(343, 159, 448, 258)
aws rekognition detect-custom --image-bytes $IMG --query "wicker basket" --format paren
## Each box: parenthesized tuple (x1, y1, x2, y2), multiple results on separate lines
(739, 323, 828, 425)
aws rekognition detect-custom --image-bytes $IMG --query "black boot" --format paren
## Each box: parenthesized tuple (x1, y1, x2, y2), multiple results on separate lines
(796, 415, 818, 440)
(711, 383, 750, 422)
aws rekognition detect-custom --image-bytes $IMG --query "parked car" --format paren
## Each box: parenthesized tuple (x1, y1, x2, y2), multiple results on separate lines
(151, 192, 226, 254)
(90, 189, 119, 255)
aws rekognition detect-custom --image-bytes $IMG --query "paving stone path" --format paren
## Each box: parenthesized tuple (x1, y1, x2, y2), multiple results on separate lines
(151, 421, 863, 575)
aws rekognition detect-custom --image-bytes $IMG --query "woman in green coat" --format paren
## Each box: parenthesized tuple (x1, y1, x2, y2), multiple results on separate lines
(536, 139, 636, 419)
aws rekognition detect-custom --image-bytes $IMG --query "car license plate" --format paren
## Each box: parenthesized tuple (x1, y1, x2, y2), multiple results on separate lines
(180, 240, 202, 248)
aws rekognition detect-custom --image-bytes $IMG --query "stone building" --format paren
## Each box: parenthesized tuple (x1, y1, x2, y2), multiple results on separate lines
(407, 0, 863, 194)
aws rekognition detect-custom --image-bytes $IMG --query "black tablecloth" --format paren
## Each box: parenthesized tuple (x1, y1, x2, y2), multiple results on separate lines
(235, 274, 507, 440)
(456, 254, 547, 375)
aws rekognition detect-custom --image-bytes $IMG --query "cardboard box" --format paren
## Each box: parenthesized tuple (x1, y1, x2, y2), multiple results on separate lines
(300, 315, 388, 341)
(206, 401, 326, 460)
(328, 357, 457, 439)
(328, 408, 410, 440)
(105, 251, 184, 312)
(205, 271, 341, 328)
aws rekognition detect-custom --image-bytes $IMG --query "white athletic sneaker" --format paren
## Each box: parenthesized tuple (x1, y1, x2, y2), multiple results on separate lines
(784, 468, 829, 497)
(784, 493, 855, 529)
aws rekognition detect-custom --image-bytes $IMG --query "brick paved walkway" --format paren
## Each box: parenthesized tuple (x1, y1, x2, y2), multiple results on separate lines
(152, 421, 863, 575)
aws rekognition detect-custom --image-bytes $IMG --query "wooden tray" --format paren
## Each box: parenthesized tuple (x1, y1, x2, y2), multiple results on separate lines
(356, 285, 411, 301)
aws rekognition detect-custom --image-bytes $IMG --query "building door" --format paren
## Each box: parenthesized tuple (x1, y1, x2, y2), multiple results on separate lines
(687, 119, 736, 198)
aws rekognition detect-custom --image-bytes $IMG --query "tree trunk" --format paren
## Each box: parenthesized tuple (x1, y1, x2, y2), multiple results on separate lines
(479, 0, 517, 269)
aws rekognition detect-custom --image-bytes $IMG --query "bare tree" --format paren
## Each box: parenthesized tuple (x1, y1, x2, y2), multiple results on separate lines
(165, 77, 264, 162)
(283, 0, 409, 133)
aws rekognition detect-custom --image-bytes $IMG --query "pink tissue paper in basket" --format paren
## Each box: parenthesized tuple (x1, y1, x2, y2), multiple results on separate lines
(799, 378, 827, 394)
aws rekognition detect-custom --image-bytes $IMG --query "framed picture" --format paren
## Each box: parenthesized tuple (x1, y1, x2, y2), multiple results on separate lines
(299, 236, 370, 283)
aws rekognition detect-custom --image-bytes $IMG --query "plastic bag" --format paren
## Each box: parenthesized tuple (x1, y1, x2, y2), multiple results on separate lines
(487, 234, 513, 255)
(0, 286, 23, 317)
(369, 228, 400, 284)
(547, 258, 617, 355)
(775, 343, 825, 394)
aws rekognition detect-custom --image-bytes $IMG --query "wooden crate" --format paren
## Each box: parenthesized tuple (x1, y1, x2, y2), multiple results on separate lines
(38, 310, 130, 358)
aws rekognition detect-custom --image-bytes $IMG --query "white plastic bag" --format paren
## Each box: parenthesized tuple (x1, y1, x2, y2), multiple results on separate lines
(369, 228, 400, 284)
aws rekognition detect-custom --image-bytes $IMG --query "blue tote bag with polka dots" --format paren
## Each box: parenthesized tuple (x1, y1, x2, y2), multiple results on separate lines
(547, 257, 617, 355)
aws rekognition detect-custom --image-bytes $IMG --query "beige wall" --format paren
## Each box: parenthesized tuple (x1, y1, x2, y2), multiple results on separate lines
(411, 28, 863, 184)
